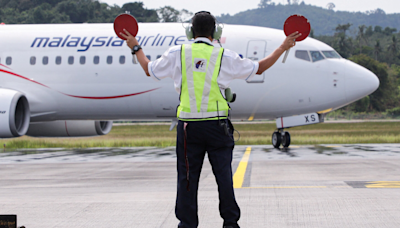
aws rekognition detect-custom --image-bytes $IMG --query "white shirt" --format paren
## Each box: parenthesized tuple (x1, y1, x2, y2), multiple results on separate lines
(148, 37, 259, 94)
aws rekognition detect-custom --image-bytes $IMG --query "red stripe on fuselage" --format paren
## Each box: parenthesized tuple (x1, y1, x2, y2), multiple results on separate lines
(0, 64, 11, 69)
(61, 88, 160, 99)
(0, 68, 49, 88)
(0, 68, 159, 99)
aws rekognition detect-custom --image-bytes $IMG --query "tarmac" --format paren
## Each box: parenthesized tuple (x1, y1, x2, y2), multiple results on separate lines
(1, 144, 400, 228)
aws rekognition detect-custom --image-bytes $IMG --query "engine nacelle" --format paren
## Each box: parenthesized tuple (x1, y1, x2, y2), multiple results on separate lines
(27, 120, 113, 137)
(0, 88, 30, 138)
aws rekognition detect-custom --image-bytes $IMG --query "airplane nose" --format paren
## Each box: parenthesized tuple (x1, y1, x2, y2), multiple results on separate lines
(344, 60, 380, 103)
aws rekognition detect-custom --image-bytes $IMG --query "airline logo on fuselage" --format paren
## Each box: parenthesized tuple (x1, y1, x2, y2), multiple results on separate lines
(30, 34, 188, 52)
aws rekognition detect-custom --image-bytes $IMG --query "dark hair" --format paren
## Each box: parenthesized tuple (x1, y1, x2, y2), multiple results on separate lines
(192, 11, 215, 38)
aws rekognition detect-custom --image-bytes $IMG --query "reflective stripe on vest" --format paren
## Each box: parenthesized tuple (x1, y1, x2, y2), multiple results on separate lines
(177, 43, 229, 120)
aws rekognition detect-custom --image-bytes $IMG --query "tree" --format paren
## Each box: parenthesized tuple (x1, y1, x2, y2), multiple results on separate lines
(334, 23, 353, 57)
(326, 3, 335, 10)
(335, 23, 352, 36)
(383, 27, 397, 35)
(365, 26, 374, 37)
(179, 9, 193, 22)
(374, 25, 382, 33)
(287, 0, 291, 5)
(122, 2, 158, 22)
(356, 25, 367, 54)
(387, 35, 398, 64)
(349, 54, 397, 111)
(374, 40, 382, 61)
(157, 6, 192, 22)
(258, 0, 271, 8)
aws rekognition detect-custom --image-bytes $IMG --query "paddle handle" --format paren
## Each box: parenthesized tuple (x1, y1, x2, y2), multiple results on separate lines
(282, 49, 290, 63)
(132, 55, 138, 64)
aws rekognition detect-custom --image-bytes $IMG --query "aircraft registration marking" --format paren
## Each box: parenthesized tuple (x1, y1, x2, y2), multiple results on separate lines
(233, 147, 252, 189)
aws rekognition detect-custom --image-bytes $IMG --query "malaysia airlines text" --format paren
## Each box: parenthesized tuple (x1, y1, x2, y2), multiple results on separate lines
(30, 34, 188, 52)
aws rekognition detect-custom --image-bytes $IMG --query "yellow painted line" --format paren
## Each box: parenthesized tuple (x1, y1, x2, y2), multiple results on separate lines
(248, 116, 254, 121)
(233, 147, 252, 189)
(242, 186, 327, 189)
(365, 181, 400, 188)
(317, 108, 332, 114)
(326, 145, 341, 148)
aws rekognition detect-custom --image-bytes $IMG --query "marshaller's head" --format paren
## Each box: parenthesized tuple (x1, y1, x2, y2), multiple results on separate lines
(192, 11, 216, 38)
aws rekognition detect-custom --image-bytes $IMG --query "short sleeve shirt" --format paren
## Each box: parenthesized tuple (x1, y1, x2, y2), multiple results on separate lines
(148, 37, 260, 94)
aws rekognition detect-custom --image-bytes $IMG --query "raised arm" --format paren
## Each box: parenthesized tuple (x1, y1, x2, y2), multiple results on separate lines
(256, 32, 302, 75)
(120, 29, 151, 77)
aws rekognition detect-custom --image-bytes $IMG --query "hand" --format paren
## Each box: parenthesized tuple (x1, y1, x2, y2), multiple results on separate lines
(281, 32, 302, 51)
(119, 29, 139, 49)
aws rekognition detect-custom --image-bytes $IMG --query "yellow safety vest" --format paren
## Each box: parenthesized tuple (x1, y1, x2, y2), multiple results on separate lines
(177, 43, 230, 121)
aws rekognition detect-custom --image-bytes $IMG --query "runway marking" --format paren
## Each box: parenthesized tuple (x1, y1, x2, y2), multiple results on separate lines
(346, 181, 400, 188)
(242, 186, 327, 189)
(365, 181, 400, 188)
(233, 147, 251, 189)
(288, 146, 301, 148)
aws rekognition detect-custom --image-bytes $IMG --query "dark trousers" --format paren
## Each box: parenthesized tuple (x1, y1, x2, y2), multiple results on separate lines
(175, 120, 240, 228)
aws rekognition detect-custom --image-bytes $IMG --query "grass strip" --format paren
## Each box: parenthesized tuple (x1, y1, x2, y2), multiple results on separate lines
(1, 122, 399, 150)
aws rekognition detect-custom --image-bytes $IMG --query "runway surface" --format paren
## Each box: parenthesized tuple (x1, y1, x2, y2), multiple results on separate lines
(1, 144, 400, 228)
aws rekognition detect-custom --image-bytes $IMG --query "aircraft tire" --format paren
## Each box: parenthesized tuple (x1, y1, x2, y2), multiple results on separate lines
(282, 132, 291, 148)
(272, 132, 281, 148)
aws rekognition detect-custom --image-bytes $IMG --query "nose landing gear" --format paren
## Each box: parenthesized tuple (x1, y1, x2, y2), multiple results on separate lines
(272, 130, 291, 148)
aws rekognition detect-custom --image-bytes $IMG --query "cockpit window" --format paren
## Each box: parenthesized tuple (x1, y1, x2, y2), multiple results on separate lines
(310, 51, 325, 62)
(322, 51, 341, 59)
(295, 50, 311, 62)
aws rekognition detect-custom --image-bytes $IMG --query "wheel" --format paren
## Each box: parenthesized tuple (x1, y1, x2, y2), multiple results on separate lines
(272, 132, 281, 148)
(282, 132, 291, 148)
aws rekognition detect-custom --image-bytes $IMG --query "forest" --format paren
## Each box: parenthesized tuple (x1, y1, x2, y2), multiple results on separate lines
(0, 0, 399, 118)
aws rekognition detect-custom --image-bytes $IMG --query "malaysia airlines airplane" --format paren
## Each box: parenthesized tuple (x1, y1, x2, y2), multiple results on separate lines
(0, 22, 379, 148)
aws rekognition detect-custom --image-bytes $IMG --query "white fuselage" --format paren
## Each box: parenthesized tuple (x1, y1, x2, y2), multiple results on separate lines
(0, 23, 379, 122)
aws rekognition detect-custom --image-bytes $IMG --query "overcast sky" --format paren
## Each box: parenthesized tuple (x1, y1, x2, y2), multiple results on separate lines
(99, 0, 400, 16)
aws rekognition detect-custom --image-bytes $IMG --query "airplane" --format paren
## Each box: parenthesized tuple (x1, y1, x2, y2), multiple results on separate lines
(0, 22, 379, 148)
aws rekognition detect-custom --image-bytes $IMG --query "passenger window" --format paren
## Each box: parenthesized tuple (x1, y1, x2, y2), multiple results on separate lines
(322, 51, 341, 59)
(80, 56, 86, 65)
(43, 56, 49, 65)
(6, 57, 12, 65)
(156, 55, 161, 59)
(94, 56, 100, 65)
(107, 56, 112, 64)
(56, 56, 62, 65)
(119, 55, 125, 64)
(146, 55, 151, 61)
(295, 50, 310, 62)
(310, 51, 325, 62)
(68, 56, 74, 65)
(30, 56, 36, 65)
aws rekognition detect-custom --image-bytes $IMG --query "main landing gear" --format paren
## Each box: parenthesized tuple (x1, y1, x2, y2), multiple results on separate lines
(272, 130, 291, 148)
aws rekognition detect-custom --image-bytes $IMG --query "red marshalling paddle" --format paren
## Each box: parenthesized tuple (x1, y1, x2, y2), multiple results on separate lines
(114, 14, 139, 40)
(282, 15, 311, 63)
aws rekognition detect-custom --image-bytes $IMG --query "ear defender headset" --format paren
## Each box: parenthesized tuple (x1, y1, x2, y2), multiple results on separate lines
(185, 11, 223, 40)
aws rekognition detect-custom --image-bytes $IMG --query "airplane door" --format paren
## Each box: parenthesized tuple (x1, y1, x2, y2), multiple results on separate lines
(246, 40, 266, 83)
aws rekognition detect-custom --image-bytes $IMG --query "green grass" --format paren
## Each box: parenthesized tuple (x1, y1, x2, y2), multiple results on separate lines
(1, 122, 399, 150)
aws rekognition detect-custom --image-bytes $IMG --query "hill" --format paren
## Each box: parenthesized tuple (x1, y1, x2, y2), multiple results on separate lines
(217, 2, 400, 36)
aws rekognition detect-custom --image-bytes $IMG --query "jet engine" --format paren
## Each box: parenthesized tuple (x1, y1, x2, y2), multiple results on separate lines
(0, 88, 30, 138)
(27, 120, 113, 137)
